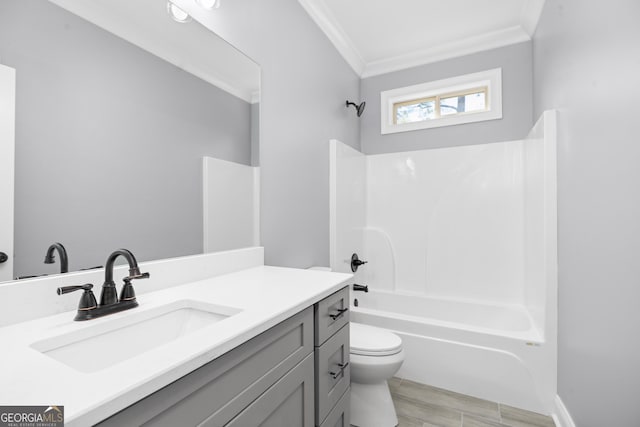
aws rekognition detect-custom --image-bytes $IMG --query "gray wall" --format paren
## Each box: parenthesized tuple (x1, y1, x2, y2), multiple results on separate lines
(190, 0, 361, 268)
(533, 1, 640, 425)
(360, 42, 533, 154)
(0, 0, 252, 277)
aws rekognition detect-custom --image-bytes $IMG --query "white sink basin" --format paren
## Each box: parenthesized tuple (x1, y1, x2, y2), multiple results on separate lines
(31, 300, 241, 373)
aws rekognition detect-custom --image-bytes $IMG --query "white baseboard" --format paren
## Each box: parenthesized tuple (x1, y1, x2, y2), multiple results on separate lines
(552, 395, 576, 427)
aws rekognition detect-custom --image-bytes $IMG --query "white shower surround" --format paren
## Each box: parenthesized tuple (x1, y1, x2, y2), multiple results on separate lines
(365, 140, 525, 304)
(330, 110, 557, 414)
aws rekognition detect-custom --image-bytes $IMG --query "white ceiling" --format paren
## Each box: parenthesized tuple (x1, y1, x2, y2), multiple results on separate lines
(298, 0, 545, 77)
(44, 0, 543, 97)
(48, 0, 260, 103)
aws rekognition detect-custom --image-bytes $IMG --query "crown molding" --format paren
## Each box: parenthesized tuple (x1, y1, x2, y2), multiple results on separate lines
(299, 1, 544, 79)
(361, 26, 531, 78)
(520, 0, 546, 36)
(297, 0, 366, 76)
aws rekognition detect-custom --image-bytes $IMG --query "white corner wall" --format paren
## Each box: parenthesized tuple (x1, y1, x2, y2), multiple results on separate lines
(203, 157, 260, 253)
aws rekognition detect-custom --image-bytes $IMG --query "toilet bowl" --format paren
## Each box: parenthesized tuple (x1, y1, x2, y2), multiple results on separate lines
(350, 322, 405, 427)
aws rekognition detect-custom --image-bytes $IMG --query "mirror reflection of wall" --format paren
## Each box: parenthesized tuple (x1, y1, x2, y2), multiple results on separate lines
(0, 0, 260, 281)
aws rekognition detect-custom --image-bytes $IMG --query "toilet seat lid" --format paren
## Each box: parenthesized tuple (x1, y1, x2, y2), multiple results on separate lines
(350, 322, 402, 356)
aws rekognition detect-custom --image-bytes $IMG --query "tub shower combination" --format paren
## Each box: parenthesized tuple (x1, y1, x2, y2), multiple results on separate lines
(330, 111, 557, 414)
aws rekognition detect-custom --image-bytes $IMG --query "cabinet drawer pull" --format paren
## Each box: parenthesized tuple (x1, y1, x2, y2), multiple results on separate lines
(329, 362, 349, 379)
(329, 308, 348, 320)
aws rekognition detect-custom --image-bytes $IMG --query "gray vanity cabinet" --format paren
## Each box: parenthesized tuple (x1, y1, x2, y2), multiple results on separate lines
(97, 307, 314, 427)
(314, 287, 350, 427)
(97, 286, 350, 427)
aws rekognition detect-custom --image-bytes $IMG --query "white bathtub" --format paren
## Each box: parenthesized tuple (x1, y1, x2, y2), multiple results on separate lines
(350, 290, 555, 414)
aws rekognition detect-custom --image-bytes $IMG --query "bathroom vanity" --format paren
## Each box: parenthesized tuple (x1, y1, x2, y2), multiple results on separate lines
(99, 287, 351, 427)
(0, 248, 352, 426)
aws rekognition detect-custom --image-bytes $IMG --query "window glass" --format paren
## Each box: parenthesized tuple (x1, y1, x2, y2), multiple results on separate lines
(380, 68, 502, 134)
(395, 98, 436, 124)
(393, 87, 487, 123)
(440, 90, 486, 116)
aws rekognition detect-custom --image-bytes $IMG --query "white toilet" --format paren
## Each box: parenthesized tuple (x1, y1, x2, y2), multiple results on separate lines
(350, 322, 405, 427)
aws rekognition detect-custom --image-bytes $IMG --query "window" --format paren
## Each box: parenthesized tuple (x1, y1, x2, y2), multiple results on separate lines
(381, 68, 502, 134)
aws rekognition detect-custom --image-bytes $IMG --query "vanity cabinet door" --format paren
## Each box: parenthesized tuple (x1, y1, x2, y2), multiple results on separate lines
(314, 287, 349, 346)
(225, 353, 315, 427)
(319, 387, 350, 427)
(315, 323, 350, 425)
(97, 307, 313, 427)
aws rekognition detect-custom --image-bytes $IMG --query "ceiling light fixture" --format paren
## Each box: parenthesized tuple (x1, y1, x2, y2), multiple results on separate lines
(167, 1, 192, 23)
(195, 0, 221, 10)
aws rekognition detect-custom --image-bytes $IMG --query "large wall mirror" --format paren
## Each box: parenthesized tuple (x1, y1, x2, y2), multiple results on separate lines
(0, 0, 260, 282)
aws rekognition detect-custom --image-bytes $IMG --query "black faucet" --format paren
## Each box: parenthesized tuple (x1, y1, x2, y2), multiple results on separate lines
(44, 242, 69, 274)
(100, 249, 149, 306)
(57, 248, 149, 321)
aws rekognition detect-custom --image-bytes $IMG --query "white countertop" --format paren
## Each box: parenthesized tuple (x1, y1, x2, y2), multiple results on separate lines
(0, 265, 352, 426)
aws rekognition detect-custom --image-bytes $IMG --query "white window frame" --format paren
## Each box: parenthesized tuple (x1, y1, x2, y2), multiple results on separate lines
(380, 68, 502, 135)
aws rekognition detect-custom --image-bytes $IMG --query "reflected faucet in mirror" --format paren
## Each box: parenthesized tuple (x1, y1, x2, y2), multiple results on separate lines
(44, 242, 68, 274)
(15, 242, 70, 279)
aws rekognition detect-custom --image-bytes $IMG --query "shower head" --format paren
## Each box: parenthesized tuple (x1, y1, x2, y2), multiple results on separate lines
(346, 100, 366, 117)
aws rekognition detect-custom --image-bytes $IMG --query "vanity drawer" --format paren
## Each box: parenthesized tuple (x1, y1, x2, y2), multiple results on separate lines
(314, 286, 349, 346)
(319, 387, 350, 427)
(315, 323, 350, 425)
(98, 307, 313, 427)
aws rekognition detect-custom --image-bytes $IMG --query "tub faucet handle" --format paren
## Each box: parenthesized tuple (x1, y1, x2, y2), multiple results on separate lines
(353, 283, 369, 292)
(351, 253, 368, 272)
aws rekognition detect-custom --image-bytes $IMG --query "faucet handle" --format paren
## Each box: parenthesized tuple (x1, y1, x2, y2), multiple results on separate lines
(119, 272, 149, 302)
(57, 283, 97, 312)
(120, 278, 136, 301)
(57, 283, 93, 295)
(124, 272, 150, 281)
(350, 253, 368, 272)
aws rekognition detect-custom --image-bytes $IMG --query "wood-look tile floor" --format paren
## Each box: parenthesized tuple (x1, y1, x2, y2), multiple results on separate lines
(389, 377, 556, 427)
